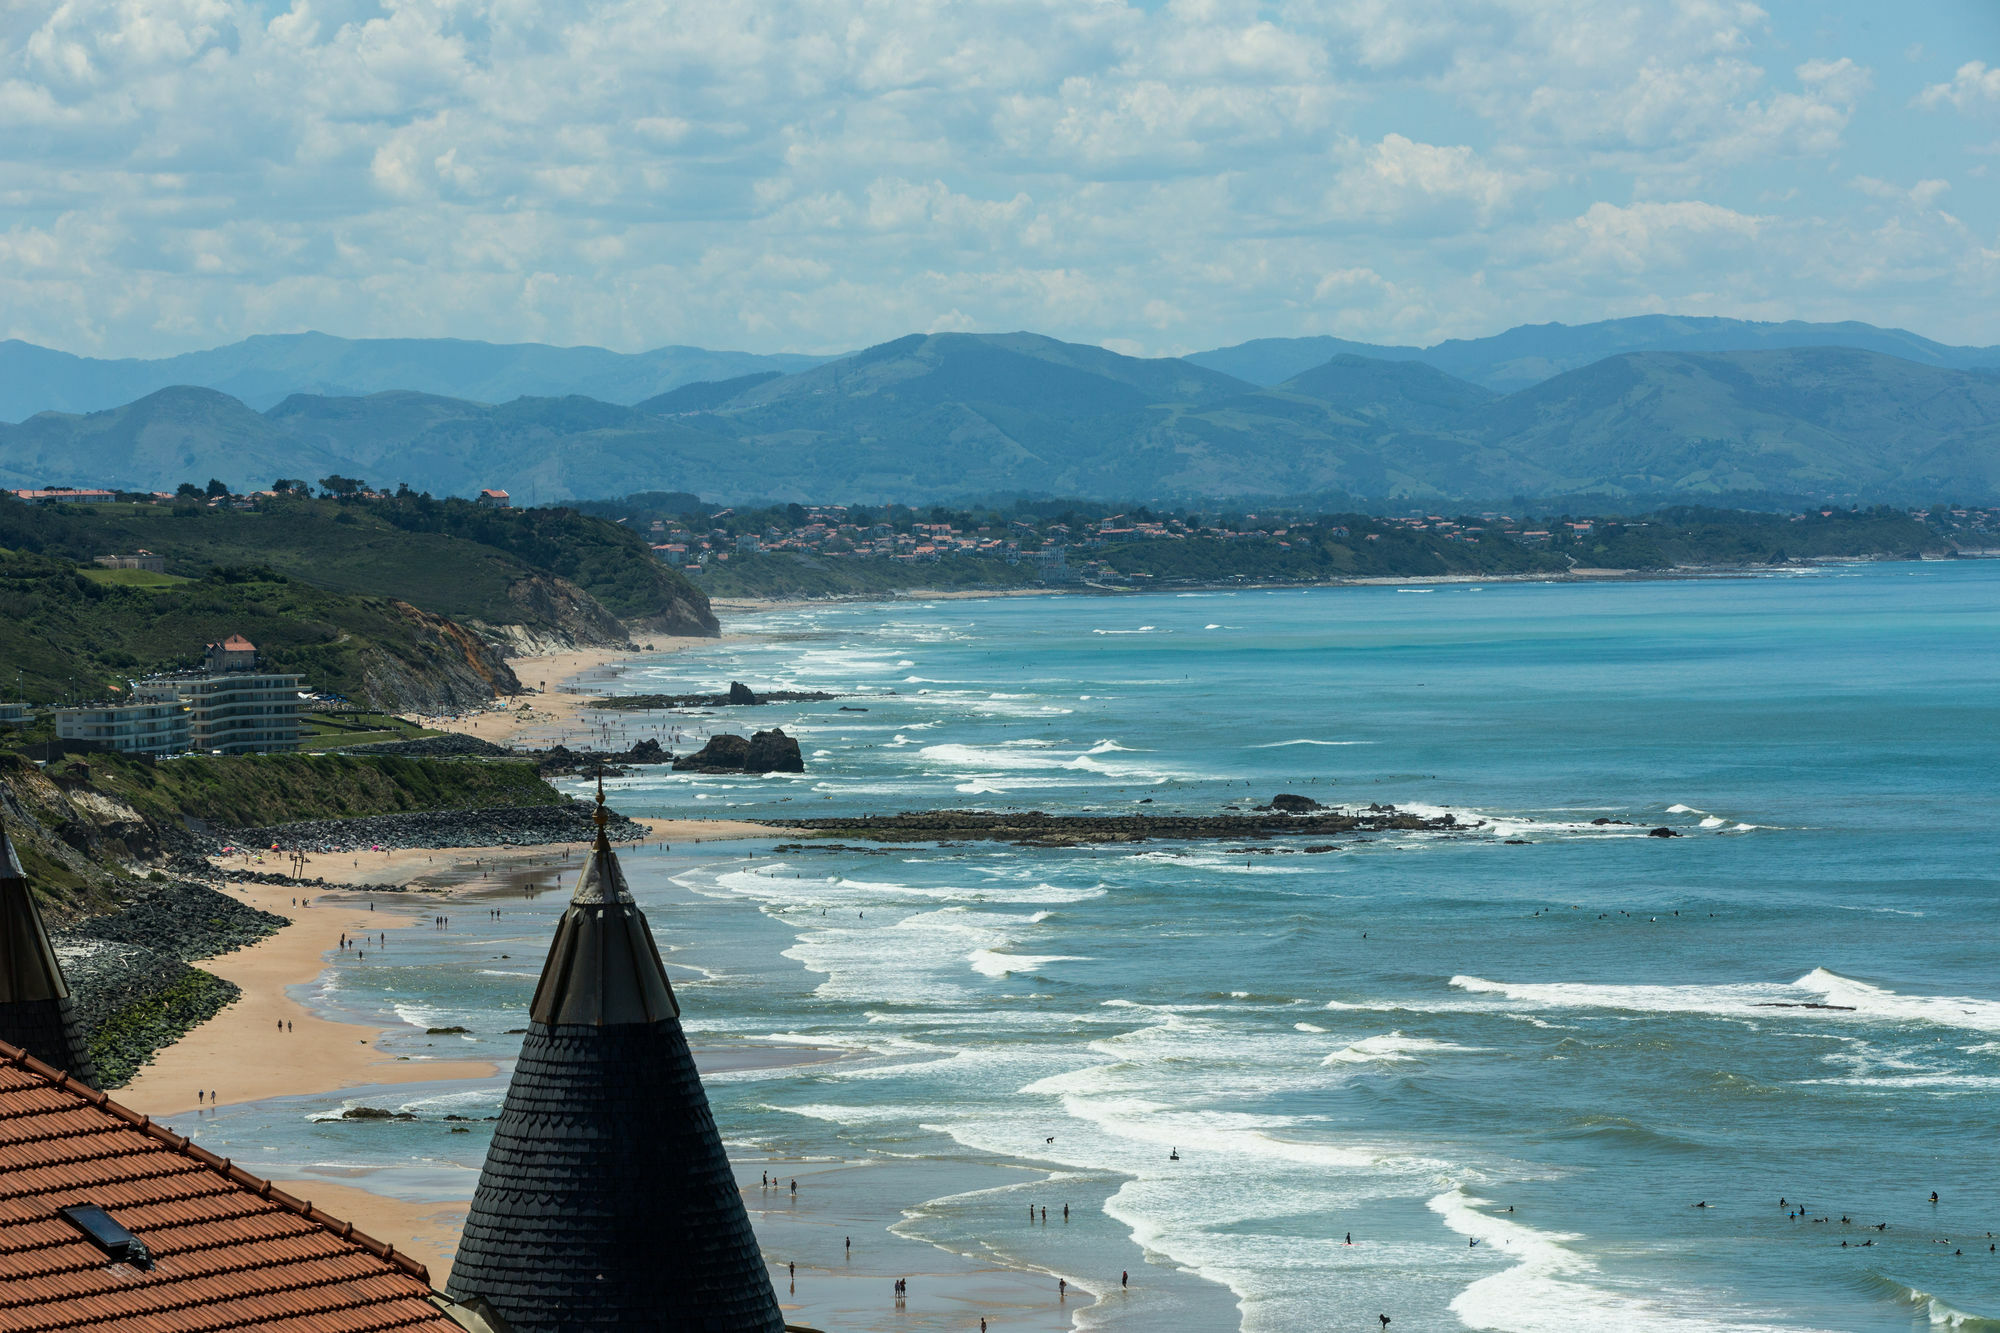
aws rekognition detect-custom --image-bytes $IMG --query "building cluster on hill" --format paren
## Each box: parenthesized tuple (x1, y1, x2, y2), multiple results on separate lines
(41, 637, 307, 756)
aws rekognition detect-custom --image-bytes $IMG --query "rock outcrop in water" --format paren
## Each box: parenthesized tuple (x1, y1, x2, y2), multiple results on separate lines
(766, 806, 1458, 845)
(673, 729, 805, 774)
(594, 685, 839, 710)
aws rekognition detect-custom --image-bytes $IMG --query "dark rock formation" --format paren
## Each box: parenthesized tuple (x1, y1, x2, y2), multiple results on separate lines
(1646, 826, 1681, 838)
(70, 881, 285, 964)
(536, 740, 676, 777)
(744, 728, 805, 774)
(673, 729, 804, 774)
(226, 801, 647, 853)
(673, 735, 748, 771)
(766, 806, 1461, 845)
(1265, 794, 1324, 813)
(595, 687, 839, 710)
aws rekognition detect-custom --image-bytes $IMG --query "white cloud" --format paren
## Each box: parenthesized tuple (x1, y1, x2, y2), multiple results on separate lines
(1565, 200, 1763, 272)
(1917, 61, 2000, 113)
(1324, 134, 1532, 230)
(0, 0, 1991, 358)
(1851, 176, 1951, 209)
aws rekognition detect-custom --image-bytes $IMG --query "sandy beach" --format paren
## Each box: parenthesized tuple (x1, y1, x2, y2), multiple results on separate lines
(420, 635, 731, 749)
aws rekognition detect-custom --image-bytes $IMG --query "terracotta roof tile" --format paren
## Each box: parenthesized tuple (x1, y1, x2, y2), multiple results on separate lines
(0, 1042, 462, 1333)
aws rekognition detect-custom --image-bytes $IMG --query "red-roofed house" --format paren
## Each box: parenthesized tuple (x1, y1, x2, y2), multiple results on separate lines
(203, 635, 259, 674)
(476, 490, 511, 508)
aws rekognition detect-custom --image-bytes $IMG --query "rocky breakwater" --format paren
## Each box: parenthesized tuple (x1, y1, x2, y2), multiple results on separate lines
(765, 802, 1457, 846)
(595, 681, 839, 710)
(226, 799, 647, 854)
(672, 729, 805, 774)
(55, 881, 286, 1087)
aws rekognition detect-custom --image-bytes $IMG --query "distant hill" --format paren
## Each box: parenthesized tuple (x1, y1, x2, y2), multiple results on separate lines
(4, 334, 1998, 504)
(1478, 347, 2000, 500)
(1190, 315, 2000, 392)
(0, 386, 338, 493)
(0, 332, 837, 420)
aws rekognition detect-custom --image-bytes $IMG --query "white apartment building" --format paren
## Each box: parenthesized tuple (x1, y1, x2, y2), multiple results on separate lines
(53, 700, 191, 756)
(136, 671, 305, 754)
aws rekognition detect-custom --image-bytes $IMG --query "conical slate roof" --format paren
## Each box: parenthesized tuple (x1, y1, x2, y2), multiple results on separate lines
(0, 826, 97, 1086)
(446, 788, 783, 1332)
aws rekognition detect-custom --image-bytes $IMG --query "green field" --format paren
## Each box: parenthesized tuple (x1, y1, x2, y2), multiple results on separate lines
(78, 567, 195, 589)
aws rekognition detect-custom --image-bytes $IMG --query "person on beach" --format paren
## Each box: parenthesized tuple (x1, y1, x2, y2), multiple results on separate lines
(1122, 1270, 1128, 1288)
(1059, 1279, 1066, 1299)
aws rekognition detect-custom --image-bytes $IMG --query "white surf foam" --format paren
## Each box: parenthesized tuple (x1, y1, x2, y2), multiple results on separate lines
(1323, 1032, 1483, 1066)
(1430, 1190, 1834, 1333)
(966, 949, 1090, 978)
(1448, 968, 2000, 1034)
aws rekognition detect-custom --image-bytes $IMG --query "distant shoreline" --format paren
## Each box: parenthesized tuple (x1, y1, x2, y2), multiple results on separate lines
(705, 552, 1977, 613)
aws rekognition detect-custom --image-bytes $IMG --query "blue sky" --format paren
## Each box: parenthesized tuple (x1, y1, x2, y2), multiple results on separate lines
(1, 0, 1996, 358)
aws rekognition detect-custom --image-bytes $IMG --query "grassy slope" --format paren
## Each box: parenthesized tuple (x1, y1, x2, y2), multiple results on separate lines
(0, 492, 715, 634)
(0, 550, 505, 704)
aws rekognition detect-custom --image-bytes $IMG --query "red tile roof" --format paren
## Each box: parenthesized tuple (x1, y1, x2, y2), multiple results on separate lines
(0, 1040, 462, 1332)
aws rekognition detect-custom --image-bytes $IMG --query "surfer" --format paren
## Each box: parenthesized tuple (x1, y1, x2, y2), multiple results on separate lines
(1169, 1148, 1180, 1161)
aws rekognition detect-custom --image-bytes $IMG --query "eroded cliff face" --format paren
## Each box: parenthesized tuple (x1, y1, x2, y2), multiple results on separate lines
(620, 570, 721, 638)
(470, 574, 636, 656)
(352, 600, 526, 713)
(0, 758, 149, 918)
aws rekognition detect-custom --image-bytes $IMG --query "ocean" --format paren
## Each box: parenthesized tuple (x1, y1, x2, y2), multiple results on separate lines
(198, 561, 2000, 1331)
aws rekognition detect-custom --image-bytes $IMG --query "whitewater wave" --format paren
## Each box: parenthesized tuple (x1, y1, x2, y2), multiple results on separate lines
(1250, 738, 1372, 748)
(1323, 1032, 1482, 1066)
(1431, 1190, 1840, 1333)
(1447, 968, 2000, 1034)
(967, 949, 1090, 978)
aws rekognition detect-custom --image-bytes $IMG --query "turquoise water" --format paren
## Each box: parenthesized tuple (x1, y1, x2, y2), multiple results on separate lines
(208, 563, 2000, 1330)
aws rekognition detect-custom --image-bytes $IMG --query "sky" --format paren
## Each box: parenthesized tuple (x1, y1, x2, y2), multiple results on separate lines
(1, 0, 1997, 359)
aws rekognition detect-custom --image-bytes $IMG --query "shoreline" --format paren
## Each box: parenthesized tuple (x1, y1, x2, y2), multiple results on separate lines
(700, 560, 1787, 613)
(121, 818, 813, 1284)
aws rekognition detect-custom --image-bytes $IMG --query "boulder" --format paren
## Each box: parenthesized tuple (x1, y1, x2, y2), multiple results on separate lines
(674, 734, 751, 771)
(728, 681, 760, 705)
(627, 738, 670, 764)
(1646, 826, 1681, 838)
(672, 728, 805, 773)
(745, 728, 805, 774)
(1266, 794, 1323, 813)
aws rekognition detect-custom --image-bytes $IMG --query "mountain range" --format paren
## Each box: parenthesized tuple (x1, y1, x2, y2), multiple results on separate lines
(2, 321, 1998, 506)
(0, 331, 832, 420)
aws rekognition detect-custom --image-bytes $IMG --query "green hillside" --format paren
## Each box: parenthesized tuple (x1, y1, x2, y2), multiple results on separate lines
(0, 491, 716, 638)
(0, 549, 516, 708)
